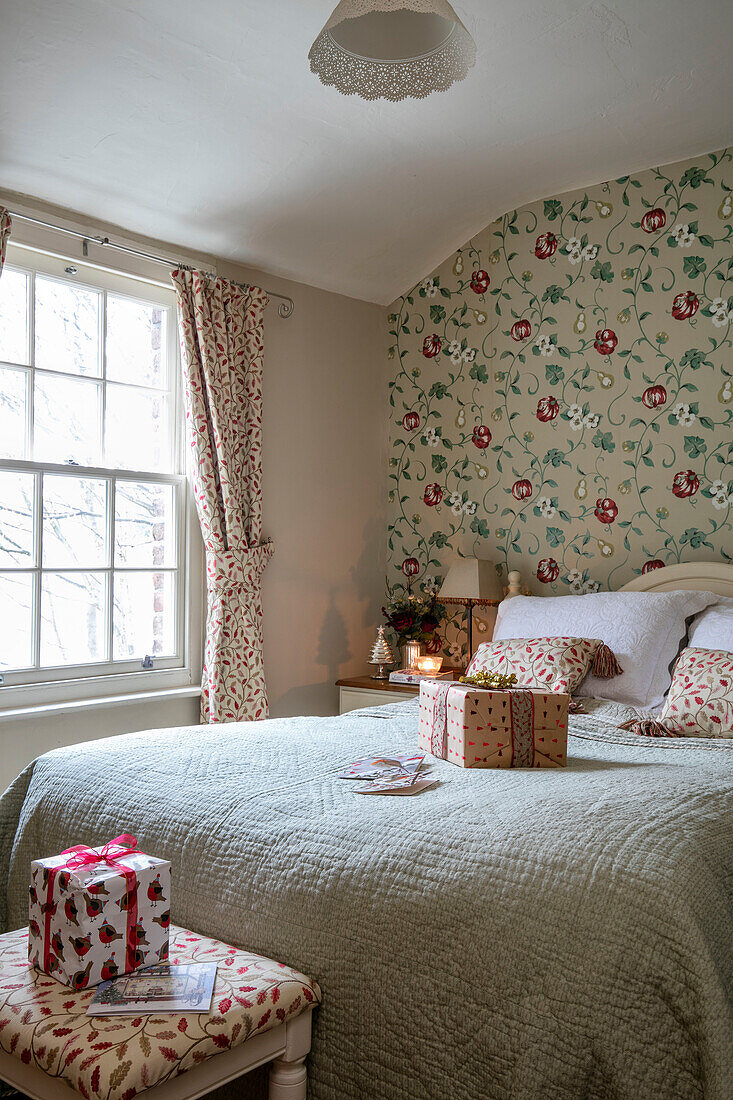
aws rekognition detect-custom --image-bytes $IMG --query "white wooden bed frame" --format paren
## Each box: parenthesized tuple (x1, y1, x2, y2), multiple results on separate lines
(506, 561, 733, 599)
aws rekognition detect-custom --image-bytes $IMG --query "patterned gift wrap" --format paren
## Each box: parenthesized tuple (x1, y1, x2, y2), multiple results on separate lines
(419, 680, 569, 768)
(28, 834, 171, 988)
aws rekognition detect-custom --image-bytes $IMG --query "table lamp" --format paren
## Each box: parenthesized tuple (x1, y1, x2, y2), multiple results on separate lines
(439, 557, 502, 664)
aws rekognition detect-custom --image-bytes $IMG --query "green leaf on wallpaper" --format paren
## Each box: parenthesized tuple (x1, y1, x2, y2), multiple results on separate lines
(429, 531, 450, 548)
(592, 430, 615, 452)
(470, 364, 488, 383)
(559, 509, 571, 522)
(544, 199, 563, 221)
(591, 260, 615, 283)
(440, 288, 451, 298)
(698, 234, 715, 248)
(546, 526, 565, 547)
(680, 528, 711, 550)
(628, 244, 644, 254)
(431, 454, 448, 473)
(508, 224, 519, 235)
(545, 364, 565, 384)
(651, 422, 660, 434)
(683, 256, 707, 278)
(557, 346, 570, 359)
(639, 311, 651, 321)
(639, 485, 652, 492)
(641, 454, 653, 467)
(429, 382, 448, 398)
(699, 416, 715, 430)
(679, 349, 710, 370)
(544, 449, 568, 467)
(682, 435, 704, 457)
(471, 518, 491, 538)
(430, 304, 446, 323)
(542, 285, 567, 304)
(622, 192, 629, 207)
(679, 167, 708, 189)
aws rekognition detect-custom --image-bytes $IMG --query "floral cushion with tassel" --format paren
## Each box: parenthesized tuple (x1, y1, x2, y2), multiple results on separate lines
(620, 646, 733, 738)
(466, 637, 622, 696)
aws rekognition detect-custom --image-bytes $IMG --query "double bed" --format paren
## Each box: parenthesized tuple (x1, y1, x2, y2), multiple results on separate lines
(1, 565, 732, 1100)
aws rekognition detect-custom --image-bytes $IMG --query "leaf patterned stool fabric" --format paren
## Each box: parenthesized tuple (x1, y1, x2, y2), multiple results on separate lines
(0, 924, 321, 1100)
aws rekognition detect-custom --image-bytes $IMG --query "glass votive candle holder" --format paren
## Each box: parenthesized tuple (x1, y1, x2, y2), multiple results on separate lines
(416, 655, 444, 674)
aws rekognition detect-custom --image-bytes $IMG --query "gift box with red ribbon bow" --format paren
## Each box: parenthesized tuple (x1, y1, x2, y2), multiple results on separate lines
(28, 834, 171, 988)
(419, 680, 569, 768)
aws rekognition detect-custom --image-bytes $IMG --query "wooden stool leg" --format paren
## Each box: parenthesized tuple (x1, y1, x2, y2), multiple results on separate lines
(269, 1055, 307, 1100)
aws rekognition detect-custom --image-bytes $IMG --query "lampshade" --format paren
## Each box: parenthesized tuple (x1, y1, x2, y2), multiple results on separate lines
(439, 557, 502, 603)
(308, 1, 477, 102)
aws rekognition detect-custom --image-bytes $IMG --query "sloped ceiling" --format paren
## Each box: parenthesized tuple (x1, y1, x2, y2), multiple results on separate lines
(1, 0, 731, 304)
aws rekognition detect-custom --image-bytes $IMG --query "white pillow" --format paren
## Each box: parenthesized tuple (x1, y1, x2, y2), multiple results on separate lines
(688, 597, 733, 652)
(493, 590, 719, 708)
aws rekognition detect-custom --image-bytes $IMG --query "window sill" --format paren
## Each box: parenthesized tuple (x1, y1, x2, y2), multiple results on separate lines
(0, 685, 201, 723)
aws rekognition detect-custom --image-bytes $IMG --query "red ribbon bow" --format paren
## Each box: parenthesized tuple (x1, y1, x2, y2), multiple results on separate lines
(42, 834, 141, 978)
(62, 833, 138, 871)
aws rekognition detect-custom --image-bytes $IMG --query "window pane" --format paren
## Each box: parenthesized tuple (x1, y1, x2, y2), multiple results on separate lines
(40, 572, 106, 666)
(0, 573, 33, 670)
(34, 374, 101, 466)
(105, 385, 168, 472)
(115, 481, 175, 567)
(0, 471, 34, 567)
(113, 571, 175, 660)
(43, 475, 107, 567)
(0, 365, 27, 459)
(106, 296, 167, 388)
(0, 268, 29, 365)
(35, 275, 100, 376)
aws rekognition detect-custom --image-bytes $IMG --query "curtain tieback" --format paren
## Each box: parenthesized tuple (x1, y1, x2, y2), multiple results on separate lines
(205, 542, 274, 592)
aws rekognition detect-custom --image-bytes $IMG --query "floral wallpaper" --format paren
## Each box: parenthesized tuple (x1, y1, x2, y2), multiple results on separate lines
(387, 148, 733, 663)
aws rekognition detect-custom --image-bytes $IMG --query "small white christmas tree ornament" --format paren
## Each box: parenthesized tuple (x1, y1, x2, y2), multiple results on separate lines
(369, 626, 395, 680)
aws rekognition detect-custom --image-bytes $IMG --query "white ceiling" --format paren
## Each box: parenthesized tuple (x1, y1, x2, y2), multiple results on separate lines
(1, 0, 731, 305)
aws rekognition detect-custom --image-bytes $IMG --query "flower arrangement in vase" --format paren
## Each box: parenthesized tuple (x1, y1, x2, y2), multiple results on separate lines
(382, 579, 445, 666)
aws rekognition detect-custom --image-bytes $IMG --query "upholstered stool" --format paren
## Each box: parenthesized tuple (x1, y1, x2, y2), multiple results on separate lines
(0, 925, 321, 1100)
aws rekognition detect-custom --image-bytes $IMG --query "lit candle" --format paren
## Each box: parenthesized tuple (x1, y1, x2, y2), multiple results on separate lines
(417, 655, 443, 674)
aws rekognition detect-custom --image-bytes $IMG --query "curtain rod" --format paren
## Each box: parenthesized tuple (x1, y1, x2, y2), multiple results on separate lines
(6, 210, 295, 318)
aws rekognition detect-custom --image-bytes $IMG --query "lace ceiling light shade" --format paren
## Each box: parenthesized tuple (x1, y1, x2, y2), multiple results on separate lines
(308, 1, 476, 102)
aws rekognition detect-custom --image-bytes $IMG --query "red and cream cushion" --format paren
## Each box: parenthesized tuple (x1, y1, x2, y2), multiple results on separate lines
(0, 925, 320, 1100)
(466, 637, 608, 694)
(660, 647, 733, 738)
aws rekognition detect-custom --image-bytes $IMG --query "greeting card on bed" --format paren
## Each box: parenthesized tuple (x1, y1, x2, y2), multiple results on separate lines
(419, 681, 568, 768)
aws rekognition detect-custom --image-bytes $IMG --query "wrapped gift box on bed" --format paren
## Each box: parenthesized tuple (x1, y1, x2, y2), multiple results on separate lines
(28, 834, 170, 988)
(419, 680, 569, 768)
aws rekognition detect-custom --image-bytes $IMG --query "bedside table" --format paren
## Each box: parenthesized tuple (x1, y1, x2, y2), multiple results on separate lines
(336, 673, 461, 715)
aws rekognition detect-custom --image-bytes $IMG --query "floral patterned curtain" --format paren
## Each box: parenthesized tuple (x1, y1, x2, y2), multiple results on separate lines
(0, 209, 11, 273)
(171, 270, 273, 723)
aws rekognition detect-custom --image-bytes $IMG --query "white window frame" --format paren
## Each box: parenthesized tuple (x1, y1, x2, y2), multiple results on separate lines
(0, 242, 202, 710)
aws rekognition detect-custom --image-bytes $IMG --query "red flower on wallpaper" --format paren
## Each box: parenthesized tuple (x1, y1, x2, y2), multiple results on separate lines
(641, 559, 666, 574)
(536, 558, 559, 583)
(402, 411, 420, 432)
(424, 632, 442, 654)
(512, 479, 533, 500)
(593, 329, 618, 355)
(594, 497, 618, 524)
(470, 269, 490, 294)
(641, 207, 666, 233)
(536, 396, 559, 422)
(423, 483, 443, 507)
(472, 425, 492, 449)
(641, 384, 667, 408)
(671, 291, 699, 320)
(401, 557, 419, 578)
(672, 470, 699, 498)
(510, 319, 532, 341)
(422, 334, 442, 358)
(534, 233, 558, 259)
